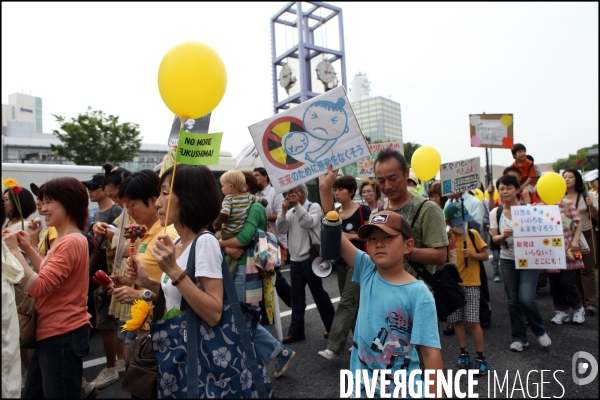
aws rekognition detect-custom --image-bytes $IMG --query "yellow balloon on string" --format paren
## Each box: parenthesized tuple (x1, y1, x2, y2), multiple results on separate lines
(158, 42, 227, 119)
(537, 172, 567, 205)
(411, 146, 441, 182)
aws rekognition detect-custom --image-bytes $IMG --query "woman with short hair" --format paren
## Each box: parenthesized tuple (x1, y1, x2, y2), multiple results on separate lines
(489, 175, 550, 352)
(318, 174, 371, 360)
(359, 180, 382, 211)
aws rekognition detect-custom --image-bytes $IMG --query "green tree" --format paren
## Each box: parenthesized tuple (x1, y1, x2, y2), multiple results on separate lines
(552, 144, 598, 172)
(51, 107, 142, 165)
(364, 135, 384, 145)
(403, 141, 422, 165)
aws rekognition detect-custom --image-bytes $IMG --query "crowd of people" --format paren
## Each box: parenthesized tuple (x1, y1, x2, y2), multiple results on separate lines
(1, 143, 598, 398)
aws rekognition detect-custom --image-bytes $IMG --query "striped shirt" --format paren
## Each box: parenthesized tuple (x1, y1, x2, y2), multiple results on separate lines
(221, 193, 258, 234)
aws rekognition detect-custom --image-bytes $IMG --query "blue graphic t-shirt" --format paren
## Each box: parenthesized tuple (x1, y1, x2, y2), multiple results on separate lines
(351, 250, 440, 398)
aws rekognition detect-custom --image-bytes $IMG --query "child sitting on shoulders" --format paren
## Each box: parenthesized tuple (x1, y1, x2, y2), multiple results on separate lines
(444, 202, 489, 375)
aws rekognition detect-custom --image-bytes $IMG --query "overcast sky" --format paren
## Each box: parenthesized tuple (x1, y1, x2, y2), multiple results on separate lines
(2, 2, 598, 167)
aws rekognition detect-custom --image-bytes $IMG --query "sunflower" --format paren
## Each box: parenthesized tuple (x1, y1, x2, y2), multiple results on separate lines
(121, 300, 152, 332)
(3, 178, 18, 189)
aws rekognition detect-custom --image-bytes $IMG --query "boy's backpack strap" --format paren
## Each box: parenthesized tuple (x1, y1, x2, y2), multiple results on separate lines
(407, 260, 437, 288)
(467, 229, 479, 253)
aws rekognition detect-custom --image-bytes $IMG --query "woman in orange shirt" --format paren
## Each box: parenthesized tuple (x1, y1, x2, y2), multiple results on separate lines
(3, 177, 91, 398)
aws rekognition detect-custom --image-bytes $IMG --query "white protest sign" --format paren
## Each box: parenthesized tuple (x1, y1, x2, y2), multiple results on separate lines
(357, 141, 403, 178)
(248, 86, 369, 194)
(469, 114, 513, 149)
(440, 157, 481, 196)
(511, 205, 566, 270)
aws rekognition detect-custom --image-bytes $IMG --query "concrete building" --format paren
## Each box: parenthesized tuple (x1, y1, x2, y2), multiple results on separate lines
(2, 92, 43, 135)
(2, 92, 168, 170)
(349, 72, 404, 146)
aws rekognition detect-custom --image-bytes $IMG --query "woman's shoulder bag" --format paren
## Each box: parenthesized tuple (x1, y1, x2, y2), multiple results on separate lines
(151, 232, 274, 398)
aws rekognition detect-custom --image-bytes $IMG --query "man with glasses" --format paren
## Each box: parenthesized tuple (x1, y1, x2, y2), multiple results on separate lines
(80, 173, 124, 389)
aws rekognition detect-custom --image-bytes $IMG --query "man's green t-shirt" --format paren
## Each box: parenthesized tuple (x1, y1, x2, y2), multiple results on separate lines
(369, 194, 449, 280)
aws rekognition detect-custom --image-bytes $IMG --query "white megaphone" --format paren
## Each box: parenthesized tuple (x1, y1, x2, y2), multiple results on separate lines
(312, 257, 333, 278)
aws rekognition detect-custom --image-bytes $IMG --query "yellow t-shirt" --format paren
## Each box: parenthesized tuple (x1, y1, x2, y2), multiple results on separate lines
(450, 229, 487, 287)
(37, 227, 58, 256)
(135, 220, 179, 284)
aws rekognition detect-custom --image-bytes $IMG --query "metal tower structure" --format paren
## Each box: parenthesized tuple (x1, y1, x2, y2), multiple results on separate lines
(270, 2, 347, 114)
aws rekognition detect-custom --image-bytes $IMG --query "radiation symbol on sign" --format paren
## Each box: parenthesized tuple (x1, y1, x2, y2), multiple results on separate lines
(262, 116, 306, 170)
(518, 259, 529, 267)
(552, 238, 563, 247)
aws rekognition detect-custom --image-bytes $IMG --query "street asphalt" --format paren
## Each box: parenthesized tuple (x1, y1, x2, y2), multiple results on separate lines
(82, 257, 599, 398)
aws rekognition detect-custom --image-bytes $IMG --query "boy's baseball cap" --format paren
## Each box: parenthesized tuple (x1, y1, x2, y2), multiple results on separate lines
(81, 173, 105, 189)
(444, 202, 472, 226)
(357, 211, 412, 239)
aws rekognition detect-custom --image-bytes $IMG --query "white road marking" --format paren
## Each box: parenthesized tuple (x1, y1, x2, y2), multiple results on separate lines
(83, 357, 108, 369)
(83, 296, 342, 369)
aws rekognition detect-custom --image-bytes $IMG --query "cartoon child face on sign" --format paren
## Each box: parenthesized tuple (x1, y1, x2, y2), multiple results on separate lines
(282, 97, 350, 164)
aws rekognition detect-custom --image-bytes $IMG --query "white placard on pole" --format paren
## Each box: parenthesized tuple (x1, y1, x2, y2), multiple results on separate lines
(440, 157, 481, 196)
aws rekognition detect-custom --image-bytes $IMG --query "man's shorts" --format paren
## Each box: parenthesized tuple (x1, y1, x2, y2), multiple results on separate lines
(117, 320, 138, 344)
(94, 287, 119, 330)
(447, 286, 480, 323)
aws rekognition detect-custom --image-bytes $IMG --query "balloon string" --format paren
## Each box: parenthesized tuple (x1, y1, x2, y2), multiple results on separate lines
(164, 117, 187, 234)
(164, 161, 177, 234)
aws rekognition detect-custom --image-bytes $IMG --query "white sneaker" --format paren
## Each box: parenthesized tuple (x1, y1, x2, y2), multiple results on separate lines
(91, 366, 119, 389)
(318, 349, 340, 360)
(115, 359, 126, 376)
(81, 377, 99, 398)
(510, 341, 529, 352)
(537, 333, 551, 348)
(551, 310, 571, 325)
(572, 307, 585, 325)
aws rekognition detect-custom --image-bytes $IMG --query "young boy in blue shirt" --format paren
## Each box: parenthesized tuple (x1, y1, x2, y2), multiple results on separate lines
(319, 166, 443, 397)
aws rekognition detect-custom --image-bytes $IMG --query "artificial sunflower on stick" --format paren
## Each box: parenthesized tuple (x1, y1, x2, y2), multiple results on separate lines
(121, 300, 152, 332)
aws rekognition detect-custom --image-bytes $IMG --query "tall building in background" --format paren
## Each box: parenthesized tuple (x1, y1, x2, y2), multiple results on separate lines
(349, 72, 403, 149)
(2, 92, 43, 136)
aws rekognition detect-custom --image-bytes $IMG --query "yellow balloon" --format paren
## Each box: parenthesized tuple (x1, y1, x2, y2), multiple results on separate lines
(474, 188, 484, 201)
(536, 172, 566, 205)
(411, 146, 441, 182)
(158, 42, 227, 119)
(484, 190, 499, 201)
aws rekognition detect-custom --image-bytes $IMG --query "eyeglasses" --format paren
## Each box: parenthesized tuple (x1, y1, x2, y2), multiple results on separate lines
(362, 190, 374, 194)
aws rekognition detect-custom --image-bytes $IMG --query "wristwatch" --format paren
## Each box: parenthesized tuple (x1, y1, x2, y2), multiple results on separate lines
(142, 289, 152, 301)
